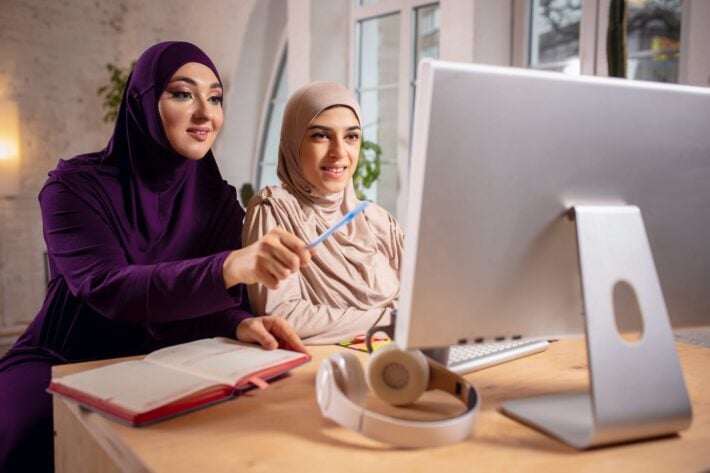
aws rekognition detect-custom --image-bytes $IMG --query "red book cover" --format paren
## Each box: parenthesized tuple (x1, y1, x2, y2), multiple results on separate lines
(48, 338, 310, 426)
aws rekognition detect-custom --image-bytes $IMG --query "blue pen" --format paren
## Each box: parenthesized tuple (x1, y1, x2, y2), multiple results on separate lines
(307, 201, 370, 249)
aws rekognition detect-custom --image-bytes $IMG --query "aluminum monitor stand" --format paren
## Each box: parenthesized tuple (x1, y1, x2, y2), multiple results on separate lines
(502, 205, 693, 449)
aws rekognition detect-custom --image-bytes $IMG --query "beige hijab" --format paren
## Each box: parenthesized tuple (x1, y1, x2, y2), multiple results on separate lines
(246, 81, 402, 314)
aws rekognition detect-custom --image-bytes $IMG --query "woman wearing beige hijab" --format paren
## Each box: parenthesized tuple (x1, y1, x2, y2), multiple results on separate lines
(243, 82, 403, 345)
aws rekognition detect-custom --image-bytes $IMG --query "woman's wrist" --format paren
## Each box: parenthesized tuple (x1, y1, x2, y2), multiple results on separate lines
(222, 250, 240, 289)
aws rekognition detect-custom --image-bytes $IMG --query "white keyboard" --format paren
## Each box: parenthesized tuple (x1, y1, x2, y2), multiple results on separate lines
(447, 339, 550, 375)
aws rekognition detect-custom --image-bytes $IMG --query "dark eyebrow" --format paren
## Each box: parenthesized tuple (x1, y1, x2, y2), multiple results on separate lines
(307, 124, 361, 132)
(168, 77, 222, 89)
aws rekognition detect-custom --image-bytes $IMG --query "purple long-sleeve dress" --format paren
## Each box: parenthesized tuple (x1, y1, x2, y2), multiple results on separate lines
(0, 42, 252, 472)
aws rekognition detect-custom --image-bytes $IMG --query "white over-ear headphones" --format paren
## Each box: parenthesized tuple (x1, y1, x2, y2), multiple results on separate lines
(316, 343, 479, 448)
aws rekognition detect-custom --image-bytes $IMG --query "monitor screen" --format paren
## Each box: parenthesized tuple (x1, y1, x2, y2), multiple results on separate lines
(396, 60, 710, 350)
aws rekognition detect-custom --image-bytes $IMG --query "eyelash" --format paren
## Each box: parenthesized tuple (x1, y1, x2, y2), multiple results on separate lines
(171, 91, 192, 101)
(311, 132, 360, 141)
(169, 91, 223, 105)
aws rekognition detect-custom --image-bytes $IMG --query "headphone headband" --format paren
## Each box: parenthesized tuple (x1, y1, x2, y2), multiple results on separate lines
(427, 358, 479, 410)
(316, 350, 479, 448)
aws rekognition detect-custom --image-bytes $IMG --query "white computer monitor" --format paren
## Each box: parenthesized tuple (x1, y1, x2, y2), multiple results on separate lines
(396, 59, 710, 351)
(394, 59, 710, 448)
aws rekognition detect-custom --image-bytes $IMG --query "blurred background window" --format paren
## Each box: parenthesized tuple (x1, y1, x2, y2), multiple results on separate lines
(354, 1, 440, 214)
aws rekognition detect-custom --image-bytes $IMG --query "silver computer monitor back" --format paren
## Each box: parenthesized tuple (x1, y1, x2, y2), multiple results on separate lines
(396, 59, 710, 350)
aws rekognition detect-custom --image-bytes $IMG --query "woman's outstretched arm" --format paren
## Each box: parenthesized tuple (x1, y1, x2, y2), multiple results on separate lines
(40, 180, 308, 327)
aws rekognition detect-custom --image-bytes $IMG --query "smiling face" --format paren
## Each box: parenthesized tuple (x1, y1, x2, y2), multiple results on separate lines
(299, 106, 361, 194)
(158, 62, 223, 160)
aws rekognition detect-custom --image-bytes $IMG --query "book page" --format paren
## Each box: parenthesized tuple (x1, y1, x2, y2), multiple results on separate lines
(55, 360, 217, 414)
(146, 337, 307, 386)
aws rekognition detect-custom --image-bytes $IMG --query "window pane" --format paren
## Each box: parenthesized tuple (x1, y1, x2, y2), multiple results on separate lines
(411, 4, 440, 149)
(529, 0, 582, 74)
(358, 88, 399, 213)
(257, 51, 287, 188)
(260, 99, 285, 166)
(357, 13, 400, 89)
(627, 0, 682, 83)
(274, 58, 289, 100)
(259, 163, 280, 188)
(356, 12, 400, 211)
(414, 4, 440, 71)
(357, 0, 382, 5)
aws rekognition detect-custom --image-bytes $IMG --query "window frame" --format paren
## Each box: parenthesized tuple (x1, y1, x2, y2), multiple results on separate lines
(513, 0, 691, 82)
(351, 0, 440, 218)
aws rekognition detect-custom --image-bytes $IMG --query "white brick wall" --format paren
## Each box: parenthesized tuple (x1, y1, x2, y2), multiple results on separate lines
(0, 0, 279, 335)
(0, 0, 127, 333)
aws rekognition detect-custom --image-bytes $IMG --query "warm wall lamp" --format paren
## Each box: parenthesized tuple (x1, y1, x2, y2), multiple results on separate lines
(0, 99, 21, 197)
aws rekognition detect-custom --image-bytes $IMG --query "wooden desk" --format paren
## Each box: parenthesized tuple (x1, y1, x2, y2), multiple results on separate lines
(53, 340, 710, 473)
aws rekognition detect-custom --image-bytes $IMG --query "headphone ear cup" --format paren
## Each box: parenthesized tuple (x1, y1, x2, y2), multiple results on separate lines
(329, 352, 368, 406)
(366, 344, 430, 406)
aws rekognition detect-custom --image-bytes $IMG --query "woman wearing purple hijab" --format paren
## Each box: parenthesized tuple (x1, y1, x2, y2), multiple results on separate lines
(0, 41, 311, 472)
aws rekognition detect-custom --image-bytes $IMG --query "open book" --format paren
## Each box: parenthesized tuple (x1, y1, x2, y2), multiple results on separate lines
(48, 337, 310, 426)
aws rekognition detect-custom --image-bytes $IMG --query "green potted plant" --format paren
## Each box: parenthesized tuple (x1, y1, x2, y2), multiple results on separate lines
(352, 139, 382, 201)
(97, 62, 135, 123)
